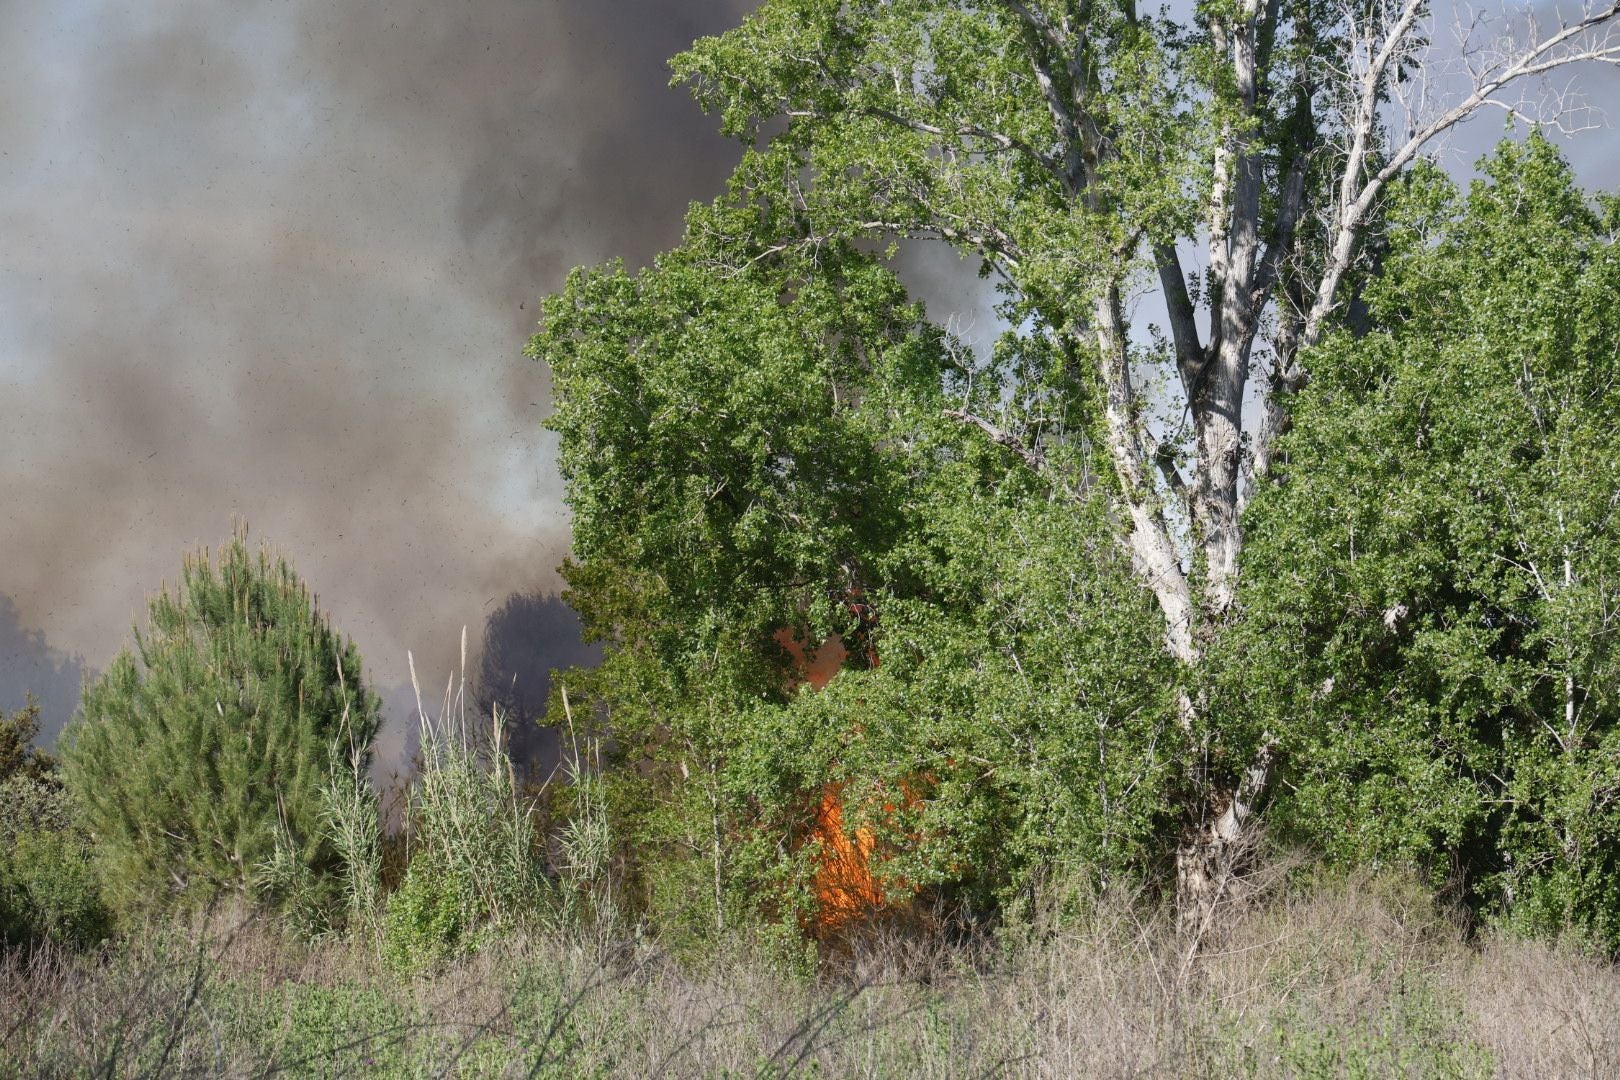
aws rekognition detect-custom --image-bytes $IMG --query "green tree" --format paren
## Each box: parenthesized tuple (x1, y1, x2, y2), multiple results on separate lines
(0, 695, 57, 785)
(1228, 136, 1620, 944)
(62, 530, 381, 914)
(538, 199, 1177, 937)
(1, 696, 111, 952)
(0, 776, 111, 952)
(542, 0, 1618, 930)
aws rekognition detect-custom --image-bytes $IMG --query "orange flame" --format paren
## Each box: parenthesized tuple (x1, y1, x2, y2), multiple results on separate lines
(811, 782, 885, 930)
(776, 619, 920, 934)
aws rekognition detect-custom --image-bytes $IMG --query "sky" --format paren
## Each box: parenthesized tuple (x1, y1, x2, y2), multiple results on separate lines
(1, 0, 1615, 754)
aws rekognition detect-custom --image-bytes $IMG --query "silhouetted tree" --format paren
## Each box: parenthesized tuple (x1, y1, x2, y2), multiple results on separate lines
(473, 591, 600, 781)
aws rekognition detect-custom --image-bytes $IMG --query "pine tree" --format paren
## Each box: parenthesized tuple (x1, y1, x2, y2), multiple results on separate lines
(62, 528, 381, 913)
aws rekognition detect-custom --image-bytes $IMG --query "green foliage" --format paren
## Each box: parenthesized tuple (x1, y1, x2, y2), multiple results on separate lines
(0, 708, 110, 952)
(61, 528, 382, 916)
(672, 0, 1197, 317)
(382, 857, 477, 972)
(382, 681, 546, 971)
(0, 694, 58, 784)
(324, 743, 384, 938)
(0, 776, 112, 951)
(1229, 134, 1620, 944)
(536, 191, 1177, 936)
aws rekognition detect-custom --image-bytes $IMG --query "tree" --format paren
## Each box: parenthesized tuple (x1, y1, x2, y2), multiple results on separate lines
(1, 695, 110, 952)
(538, 209, 1176, 936)
(663, 0, 1619, 921)
(0, 695, 57, 786)
(472, 591, 601, 781)
(62, 530, 381, 913)
(1226, 136, 1620, 944)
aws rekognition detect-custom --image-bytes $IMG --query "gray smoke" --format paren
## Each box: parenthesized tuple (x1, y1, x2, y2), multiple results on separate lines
(0, 0, 758, 743)
(2, 0, 1612, 756)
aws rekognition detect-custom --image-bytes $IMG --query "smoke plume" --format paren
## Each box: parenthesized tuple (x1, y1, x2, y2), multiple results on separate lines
(0, 0, 757, 741)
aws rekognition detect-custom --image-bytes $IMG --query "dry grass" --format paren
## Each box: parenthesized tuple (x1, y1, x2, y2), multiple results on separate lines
(1463, 935, 1620, 1078)
(4, 870, 1619, 1077)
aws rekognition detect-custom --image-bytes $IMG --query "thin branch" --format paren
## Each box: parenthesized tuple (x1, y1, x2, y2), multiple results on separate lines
(859, 105, 1069, 185)
(943, 407, 1049, 473)
(1304, 0, 1620, 350)
(999, 0, 1066, 52)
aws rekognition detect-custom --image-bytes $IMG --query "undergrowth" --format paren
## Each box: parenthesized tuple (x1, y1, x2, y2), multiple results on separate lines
(4, 870, 1617, 1077)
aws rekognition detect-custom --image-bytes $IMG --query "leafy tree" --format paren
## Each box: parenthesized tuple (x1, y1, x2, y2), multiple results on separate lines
(0, 776, 111, 952)
(542, 0, 1618, 930)
(0, 695, 57, 786)
(538, 199, 1176, 937)
(1229, 136, 1620, 944)
(1, 697, 110, 952)
(667, 0, 1618, 922)
(62, 530, 381, 914)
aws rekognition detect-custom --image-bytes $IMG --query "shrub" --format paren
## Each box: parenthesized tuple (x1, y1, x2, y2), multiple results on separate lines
(62, 528, 382, 916)
(0, 695, 58, 785)
(382, 644, 548, 972)
(0, 776, 111, 951)
(382, 858, 476, 972)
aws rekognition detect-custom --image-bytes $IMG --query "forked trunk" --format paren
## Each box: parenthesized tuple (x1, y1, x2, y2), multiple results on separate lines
(1175, 735, 1276, 944)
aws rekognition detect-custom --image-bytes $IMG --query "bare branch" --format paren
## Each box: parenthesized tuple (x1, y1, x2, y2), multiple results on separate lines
(943, 408, 1049, 473)
(1155, 243, 1207, 394)
(1251, 128, 1312, 306)
(1303, 0, 1620, 351)
(1145, 429, 1191, 507)
(999, 0, 1066, 52)
(858, 105, 1069, 184)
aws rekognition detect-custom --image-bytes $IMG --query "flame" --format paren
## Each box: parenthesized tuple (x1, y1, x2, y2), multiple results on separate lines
(776, 619, 927, 933)
(810, 782, 885, 930)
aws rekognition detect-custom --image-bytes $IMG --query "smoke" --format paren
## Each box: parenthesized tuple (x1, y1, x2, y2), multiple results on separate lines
(0, 0, 758, 736)
(5, 0, 1609, 762)
(473, 592, 602, 781)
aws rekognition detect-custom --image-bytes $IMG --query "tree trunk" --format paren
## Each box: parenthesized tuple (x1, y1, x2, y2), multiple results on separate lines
(1175, 738, 1275, 943)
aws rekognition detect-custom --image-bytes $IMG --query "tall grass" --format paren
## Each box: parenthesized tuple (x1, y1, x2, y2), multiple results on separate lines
(252, 632, 610, 967)
(14, 632, 1618, 1074)
(402, 631, 542, 929)
(553, 682, 617, 937)
(5, 869, 1619, 1077)
(254, 655, 382, 942)
(374, 632, 551, 970)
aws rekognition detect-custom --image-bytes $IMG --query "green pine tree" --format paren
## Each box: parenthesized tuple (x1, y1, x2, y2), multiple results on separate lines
(62, 527, 382, 915)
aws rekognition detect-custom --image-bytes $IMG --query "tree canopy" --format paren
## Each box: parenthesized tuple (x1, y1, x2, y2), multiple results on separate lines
(1229, 135, 1620, 942)
(536, 0, 1620, 939)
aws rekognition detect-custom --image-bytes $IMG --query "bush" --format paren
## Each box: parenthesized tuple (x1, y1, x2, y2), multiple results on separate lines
(382, 648, 549, 971)
(62, 528, 382, 916)
(0, 695, 58, 785)
(0, 776, 111, 951)
(382, 857, 476, 972)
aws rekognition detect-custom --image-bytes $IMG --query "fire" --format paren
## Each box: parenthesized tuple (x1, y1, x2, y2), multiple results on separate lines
(776, 617, 916, 934)
(810, 782, 885, 930)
